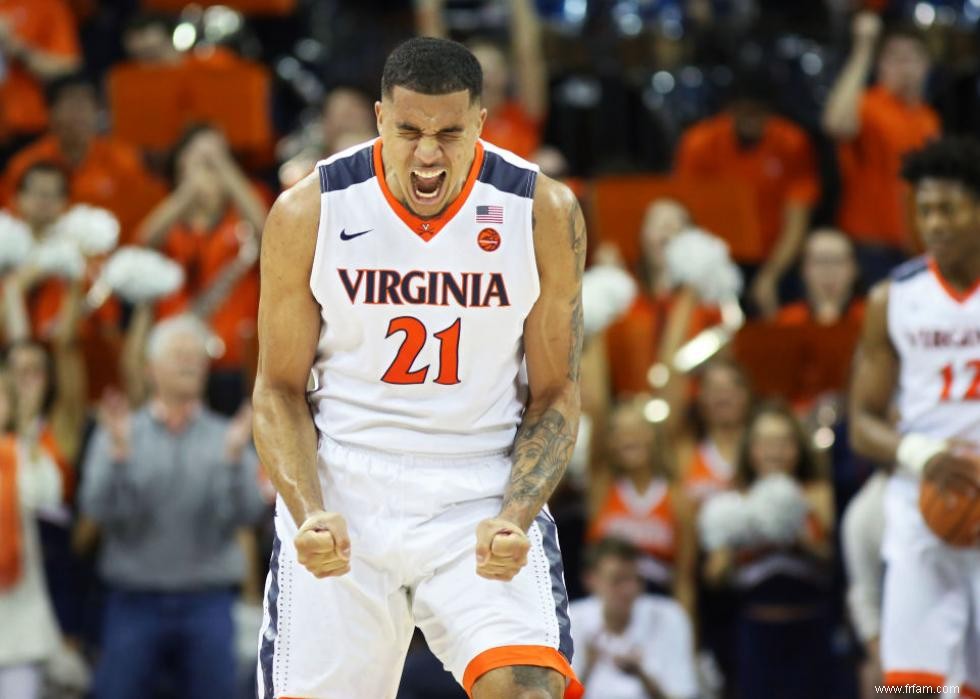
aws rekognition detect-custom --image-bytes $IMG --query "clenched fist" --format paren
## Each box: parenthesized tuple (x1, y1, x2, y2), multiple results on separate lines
(475, 518, 530, 581)
(295, 511, 351, 579)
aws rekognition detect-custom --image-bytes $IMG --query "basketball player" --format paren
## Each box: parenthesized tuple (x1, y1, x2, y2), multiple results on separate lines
(252, 38, 584, 699)
(850, 137, 980, 693)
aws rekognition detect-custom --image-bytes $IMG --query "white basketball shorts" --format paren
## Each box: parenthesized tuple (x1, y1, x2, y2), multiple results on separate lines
(880, 475, 980, 695)
(257, 436, 582, 699)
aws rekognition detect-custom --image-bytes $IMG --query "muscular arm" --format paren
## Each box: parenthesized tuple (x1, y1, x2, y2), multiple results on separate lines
(848, 282, 901, 464)
(499, 176, 585, 531)
(251, 173, 323, 526)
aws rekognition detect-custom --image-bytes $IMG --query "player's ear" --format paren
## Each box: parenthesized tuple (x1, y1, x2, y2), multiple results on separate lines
(477, 106, 487, 135)
(374, 100, 384, 132)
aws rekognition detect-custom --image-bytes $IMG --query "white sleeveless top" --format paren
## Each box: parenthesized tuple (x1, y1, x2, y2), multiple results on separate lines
(308, 139, 540, 456)
(883, 256, 980, 556)
(888, 256, 980, 444)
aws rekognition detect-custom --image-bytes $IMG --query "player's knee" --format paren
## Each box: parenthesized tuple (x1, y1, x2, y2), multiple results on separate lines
(471, 666, 563, 699)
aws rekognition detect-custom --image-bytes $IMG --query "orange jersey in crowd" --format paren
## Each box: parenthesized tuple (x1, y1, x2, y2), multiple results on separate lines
(2, 135, 166, 242)
(675, 113, 820, 264)
(26, 278, 122, 402)
(0, 0, 80, 138)
(481, 101, 541, 160)
(836, 86, 939, 249)
(157, 208, 259, 371)
(588, 478, 677, 584)
(0, 437, 20, 588)
(605, 292, 723, 397)
(774, 299, 866, 327)
(0, 427, 73, 589)
(681, 440, 734, 506)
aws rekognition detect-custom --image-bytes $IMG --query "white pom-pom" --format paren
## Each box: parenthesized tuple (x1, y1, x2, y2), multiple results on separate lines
(0, 211, 35, 272)
(31, 239, 85, 280)
(665, 227, 744, 302)
(100, 246, 184, 303)
(746, 473, 809, 546)
(51, 205, 120, 256)
(582, 265, 637, 336)
(698, 491, 755, 551)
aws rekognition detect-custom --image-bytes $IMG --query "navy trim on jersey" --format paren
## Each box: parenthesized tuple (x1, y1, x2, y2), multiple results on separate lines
(478, 150, 537, 198)
(535, 512, 574, 662)
(890, 256, 928, 282)
(258, 532, 281, 698)
(318, 145, 376, 193)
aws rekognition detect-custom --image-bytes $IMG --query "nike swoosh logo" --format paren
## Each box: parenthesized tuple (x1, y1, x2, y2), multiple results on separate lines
(339, 229, 372, 241)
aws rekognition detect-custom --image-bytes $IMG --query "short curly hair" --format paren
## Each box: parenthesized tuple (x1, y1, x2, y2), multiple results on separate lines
(381, 37, 482, 103)
(902, 137, 980, 198)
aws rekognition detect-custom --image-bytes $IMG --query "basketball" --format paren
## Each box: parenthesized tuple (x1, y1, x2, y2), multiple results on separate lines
(919, 455, 980, 547)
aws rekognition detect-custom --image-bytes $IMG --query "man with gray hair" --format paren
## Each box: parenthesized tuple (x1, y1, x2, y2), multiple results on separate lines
(80, 314, 267, 699)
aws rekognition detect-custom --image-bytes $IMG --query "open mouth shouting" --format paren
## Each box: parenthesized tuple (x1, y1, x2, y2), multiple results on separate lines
(409, 167, 448, 209)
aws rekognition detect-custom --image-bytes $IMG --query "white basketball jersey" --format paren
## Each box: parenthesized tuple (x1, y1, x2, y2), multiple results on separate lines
(308, 139, 540, 456)
(887, 256, 980, 444)
(883, 256, 980, 558)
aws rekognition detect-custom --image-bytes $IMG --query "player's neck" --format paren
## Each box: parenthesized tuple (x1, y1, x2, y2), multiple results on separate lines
(934, 257, 980, 292)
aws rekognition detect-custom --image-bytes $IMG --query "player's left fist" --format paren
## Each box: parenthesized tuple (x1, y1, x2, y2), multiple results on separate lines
(475, 518, 530, 581)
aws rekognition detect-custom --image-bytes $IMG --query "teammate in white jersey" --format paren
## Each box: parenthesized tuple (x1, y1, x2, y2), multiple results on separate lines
(252, 38, 585, 699)
(850, 137, 980, 694)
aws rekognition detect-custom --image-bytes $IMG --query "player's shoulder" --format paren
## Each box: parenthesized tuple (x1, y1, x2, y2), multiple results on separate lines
(263, 169, 321, 263)
(270, 170, 320, 223)
(315, 138, 378, 194)
(531, 172, 578, 221)
(531, 173, 583, 261)
(868, 256, 928, 299)
(477, 140, 539, 199)
(890, 255, 929, 284)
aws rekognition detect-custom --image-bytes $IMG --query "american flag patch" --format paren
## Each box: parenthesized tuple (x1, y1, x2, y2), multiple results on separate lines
(476, 205, 504, 224)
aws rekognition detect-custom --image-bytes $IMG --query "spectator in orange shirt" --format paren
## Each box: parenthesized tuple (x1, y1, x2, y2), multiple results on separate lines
(822, 13, 938, 282)
(675, 78, 820, 318)
(417, 0, 556, 168)
(0, 0, 80, 163)
(11, 161, 68, 239)
(586, 400, 697, 614)
(140, 125, 267, 415)
(604, 199, 724, 398)
(8, 161, 124, 400)
(776, 228, 865, 328)
(2, 73, 166, 243)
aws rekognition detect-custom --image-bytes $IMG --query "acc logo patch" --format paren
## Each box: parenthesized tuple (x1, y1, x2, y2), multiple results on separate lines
(477, 228, 501, 252)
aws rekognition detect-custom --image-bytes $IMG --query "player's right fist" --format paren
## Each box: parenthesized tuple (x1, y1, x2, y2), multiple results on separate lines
(295, 511, 351, 579)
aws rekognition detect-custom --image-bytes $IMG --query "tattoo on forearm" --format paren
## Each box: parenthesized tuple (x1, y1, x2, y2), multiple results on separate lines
(503, 408, 576, 522)
(566, 197, 586, 382)
(569, 291, 583, 382)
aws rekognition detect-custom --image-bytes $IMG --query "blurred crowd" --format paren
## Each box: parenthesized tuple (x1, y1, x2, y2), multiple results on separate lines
(0, 0, 974, 698)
